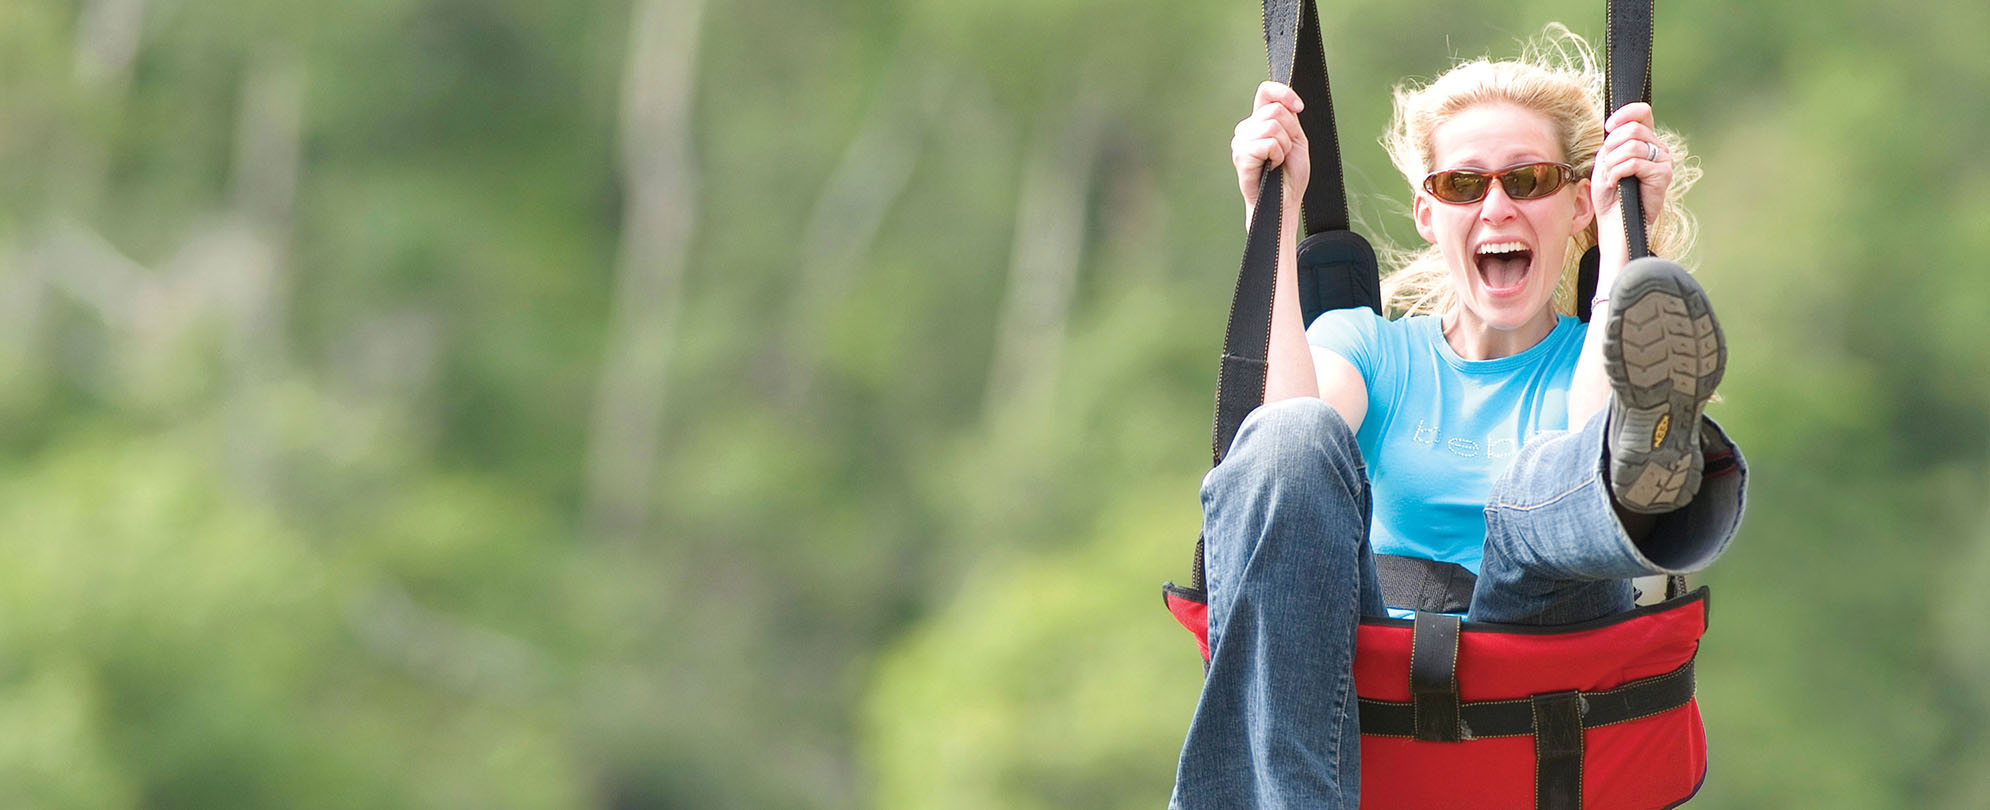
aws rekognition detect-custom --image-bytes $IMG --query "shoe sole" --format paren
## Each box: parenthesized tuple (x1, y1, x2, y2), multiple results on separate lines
(1603, 258, 1726, 514)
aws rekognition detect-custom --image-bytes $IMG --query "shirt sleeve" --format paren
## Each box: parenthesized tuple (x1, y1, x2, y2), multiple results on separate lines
(1306, 306, 1383, 389)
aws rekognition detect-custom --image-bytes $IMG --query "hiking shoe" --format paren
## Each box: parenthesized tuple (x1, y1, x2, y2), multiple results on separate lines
(1602, 257, 1727, 514)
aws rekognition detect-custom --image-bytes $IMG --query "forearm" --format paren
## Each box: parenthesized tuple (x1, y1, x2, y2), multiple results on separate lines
(1265, 209, 1319, 403)
(1230, 82, 1318, 404)
(1570, 319, 1610, 427)
(1569, 208, 1629, 426)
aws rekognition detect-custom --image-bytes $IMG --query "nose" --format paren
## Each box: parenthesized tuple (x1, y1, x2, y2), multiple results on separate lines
(1478, 180, 1519, 224)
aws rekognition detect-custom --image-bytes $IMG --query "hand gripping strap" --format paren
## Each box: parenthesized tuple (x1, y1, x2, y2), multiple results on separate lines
(1607, 0, 1655, 260)
(1212, 0, 1362, 468)
(1197, 0, 1372, 592)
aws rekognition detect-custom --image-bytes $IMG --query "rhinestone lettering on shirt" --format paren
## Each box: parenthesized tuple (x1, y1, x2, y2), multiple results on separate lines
(1413, 420, 1517, 459)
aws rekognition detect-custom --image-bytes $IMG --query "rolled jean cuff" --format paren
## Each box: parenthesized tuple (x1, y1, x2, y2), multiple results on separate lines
(1485, 411, 1747, 582)
(1637, 415, 1746, 572)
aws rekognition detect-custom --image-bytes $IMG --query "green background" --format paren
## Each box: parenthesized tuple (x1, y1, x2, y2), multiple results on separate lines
(3, 0, 1986, 806)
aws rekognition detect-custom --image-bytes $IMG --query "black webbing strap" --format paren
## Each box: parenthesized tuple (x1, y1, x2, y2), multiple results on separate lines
(1376, 554, 1477, 614)
(1286, 0, 1381, 329)
(1576, 248, 1600, 323)
(1193, 0, 1369, 593)
(1575, 0, 1658, 321)
(1533, 691, 1586, 810)
(1213, 174, 1284, 466)
(1409, 612, 1464, 742)
(1359, 657, 1698, 738)
(1286, 0, 1348, 236)
(1607, 0, 1655, 260)
(1212, 0, 1354, 467)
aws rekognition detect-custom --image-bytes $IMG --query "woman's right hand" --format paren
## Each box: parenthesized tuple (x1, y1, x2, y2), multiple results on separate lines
(1232, 81, 1311, 227)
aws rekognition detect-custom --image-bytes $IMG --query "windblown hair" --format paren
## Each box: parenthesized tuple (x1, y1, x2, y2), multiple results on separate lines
(1378, 25, 1700, 317)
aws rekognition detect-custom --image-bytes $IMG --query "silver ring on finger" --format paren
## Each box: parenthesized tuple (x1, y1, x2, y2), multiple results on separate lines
(1647, 142, 1660, 162)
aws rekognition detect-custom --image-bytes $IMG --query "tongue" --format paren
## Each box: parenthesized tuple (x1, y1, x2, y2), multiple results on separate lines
(1477, 253, 1531, 290)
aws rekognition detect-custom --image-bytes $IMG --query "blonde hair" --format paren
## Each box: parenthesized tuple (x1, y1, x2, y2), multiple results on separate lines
(1378, 25, 1700, 317)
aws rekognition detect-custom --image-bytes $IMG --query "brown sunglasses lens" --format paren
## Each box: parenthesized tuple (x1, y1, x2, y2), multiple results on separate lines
(1425, 163, 1569, 203)
(1427, 171, 1490, 203)
(1503, 164, 1560, 198)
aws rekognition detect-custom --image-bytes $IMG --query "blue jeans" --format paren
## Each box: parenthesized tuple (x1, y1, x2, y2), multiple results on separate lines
(1168, 397, 1747, 810)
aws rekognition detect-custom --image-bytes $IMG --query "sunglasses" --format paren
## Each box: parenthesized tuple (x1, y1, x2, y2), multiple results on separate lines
(1421, 162, 1577, 204)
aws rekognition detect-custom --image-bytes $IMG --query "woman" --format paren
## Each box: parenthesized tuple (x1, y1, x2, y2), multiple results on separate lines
(1170, 30, 1747, 808)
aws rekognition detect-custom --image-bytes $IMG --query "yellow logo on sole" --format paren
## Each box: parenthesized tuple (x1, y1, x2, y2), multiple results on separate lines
(1652, 413, 1671, 449)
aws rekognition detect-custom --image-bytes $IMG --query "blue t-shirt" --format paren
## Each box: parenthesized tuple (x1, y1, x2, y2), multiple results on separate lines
(1306, 308, 1585, 574)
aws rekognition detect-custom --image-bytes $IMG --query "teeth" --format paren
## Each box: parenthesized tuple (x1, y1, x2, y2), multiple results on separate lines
(1477, 241, 1528, 255)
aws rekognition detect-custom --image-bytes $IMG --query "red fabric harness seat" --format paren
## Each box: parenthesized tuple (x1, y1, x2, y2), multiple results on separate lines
(1163, 585, 1710, 810)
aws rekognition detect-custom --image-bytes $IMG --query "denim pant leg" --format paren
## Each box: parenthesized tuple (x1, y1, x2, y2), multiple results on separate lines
(1470, 411, 1749, 625)
(1171, 398, 1388, 810)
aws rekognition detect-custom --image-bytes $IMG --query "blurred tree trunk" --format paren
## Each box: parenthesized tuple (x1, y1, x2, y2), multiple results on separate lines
(349, 578, 551, 700)
(61, 0, 147, 216)
(778, 50, 938, 413)
(214, 53, 305, 497)
(982, 86, 1107, 419)
(16, 50, 303, 500)
(583, 0, 707, 544)
(9, 0, 150, 352)
(74, 0, 146, 90)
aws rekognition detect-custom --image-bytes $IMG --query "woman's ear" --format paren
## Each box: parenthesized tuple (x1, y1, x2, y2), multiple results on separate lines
(1413, 194, 1436, 244)
(1572, 178, 1595, 231)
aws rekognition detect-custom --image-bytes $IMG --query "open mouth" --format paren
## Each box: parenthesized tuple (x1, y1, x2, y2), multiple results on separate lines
(1474, 241, 1533, 295)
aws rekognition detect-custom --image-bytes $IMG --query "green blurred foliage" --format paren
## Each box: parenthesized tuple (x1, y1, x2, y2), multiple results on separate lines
(1, 0, 1986, 807)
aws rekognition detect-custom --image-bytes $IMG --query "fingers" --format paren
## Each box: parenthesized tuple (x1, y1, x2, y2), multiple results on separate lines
(1600, 102, 1665, 172)
(1233, 107, 1298, 158)
(1601, 121, 1661, 157)
(1604, 101, 1654, 132)
(1232, 82, 1311, 204)
(1591, 145, 1671, 231)
(1253, 80, 1305, 115)
(1232, 122, 1292, 202)
(1601, 130, 1668, 174)
(1245, 82, 1307, 149)
(1591, 102, 1672, 221)
(1596, 136, 1670, 185)
(1233, 129, 1288, 172)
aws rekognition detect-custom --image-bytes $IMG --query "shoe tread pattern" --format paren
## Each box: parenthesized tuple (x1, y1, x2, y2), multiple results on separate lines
(1604, 261, 1726, 514)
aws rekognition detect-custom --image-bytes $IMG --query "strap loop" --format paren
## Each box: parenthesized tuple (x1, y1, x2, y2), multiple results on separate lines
(1532, 691, 1586, 810)
(1409, 612, 1465, 742)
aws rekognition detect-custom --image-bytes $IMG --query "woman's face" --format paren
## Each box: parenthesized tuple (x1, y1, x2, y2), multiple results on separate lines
(1414, 103, 1593, 340)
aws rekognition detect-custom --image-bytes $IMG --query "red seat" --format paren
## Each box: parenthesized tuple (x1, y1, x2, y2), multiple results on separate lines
(1163, 585, 1709, 810)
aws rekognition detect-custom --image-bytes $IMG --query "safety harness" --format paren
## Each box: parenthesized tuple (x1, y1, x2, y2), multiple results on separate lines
(1162, 2, 1714, 808)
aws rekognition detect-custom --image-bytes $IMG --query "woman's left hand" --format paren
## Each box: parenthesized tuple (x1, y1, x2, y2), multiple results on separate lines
(1590, 102, 1672, 235)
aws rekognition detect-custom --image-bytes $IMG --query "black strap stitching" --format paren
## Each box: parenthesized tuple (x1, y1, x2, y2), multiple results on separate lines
(1359, 658, 1698, 739)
